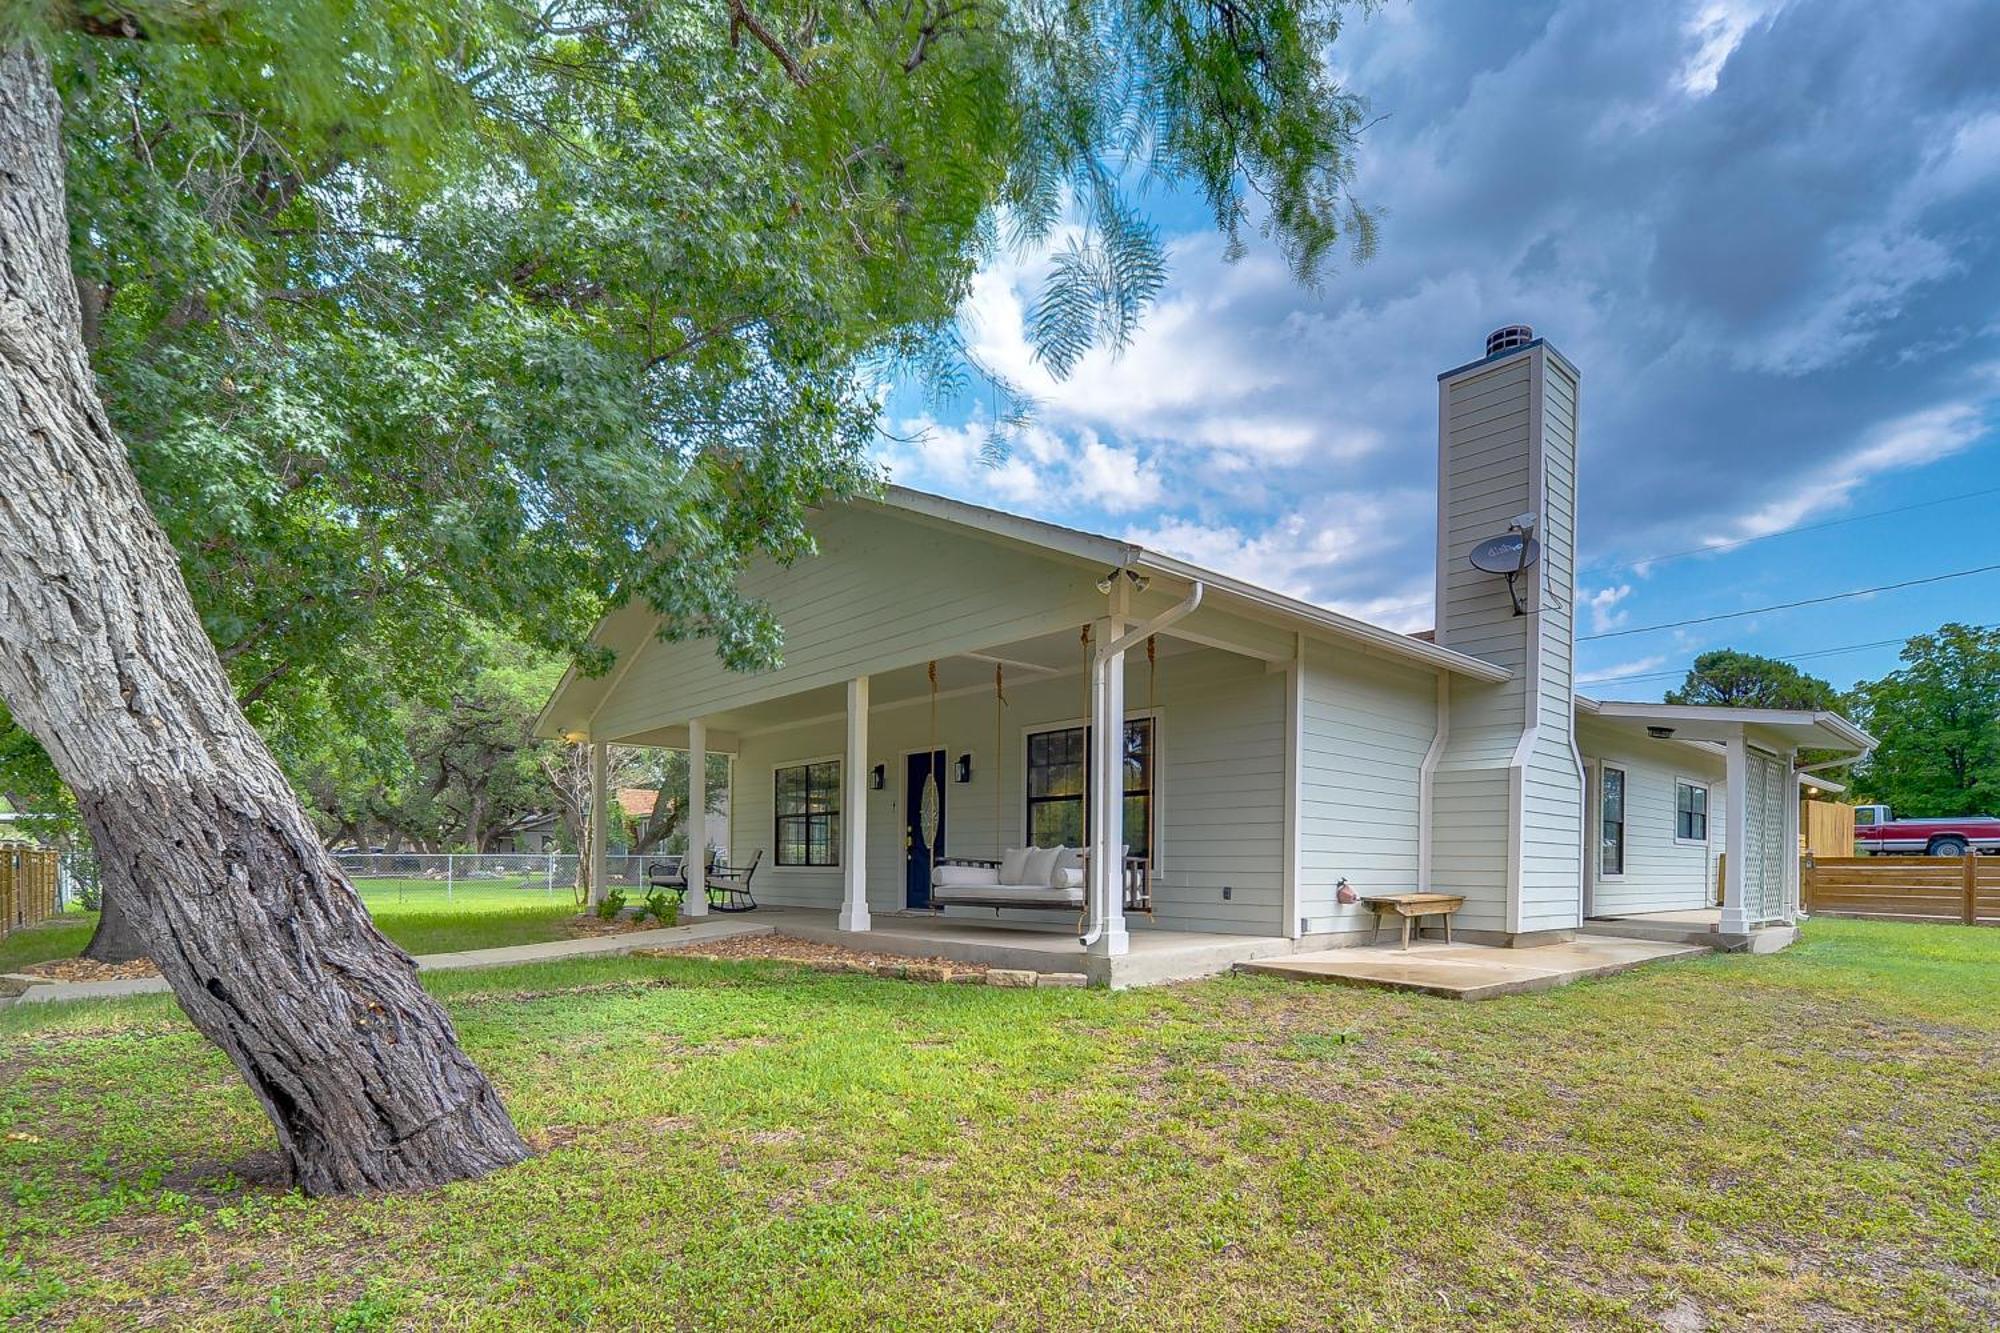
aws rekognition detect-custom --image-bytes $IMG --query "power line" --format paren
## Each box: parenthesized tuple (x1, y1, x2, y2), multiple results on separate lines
(1578, 561, 2000, 641)
(1579, 634, 1927, 687)
(1583, 483, 2000, 575)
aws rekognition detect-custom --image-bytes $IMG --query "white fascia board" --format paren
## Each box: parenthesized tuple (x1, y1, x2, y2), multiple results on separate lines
(1582, 700, 1876, 753)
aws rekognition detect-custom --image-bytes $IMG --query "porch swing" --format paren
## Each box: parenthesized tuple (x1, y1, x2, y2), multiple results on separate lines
(928, 631, 1155, 923)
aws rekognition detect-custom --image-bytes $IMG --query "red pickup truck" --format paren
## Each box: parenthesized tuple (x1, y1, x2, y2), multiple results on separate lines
(1852, 804, 2000, 856)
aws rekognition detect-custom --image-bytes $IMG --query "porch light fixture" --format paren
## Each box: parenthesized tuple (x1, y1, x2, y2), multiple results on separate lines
(954, 753, 973, 784)
(1095, 568, 1152, 595)
(869, 763, 885, 790)
(1646, 725, 1675, 739)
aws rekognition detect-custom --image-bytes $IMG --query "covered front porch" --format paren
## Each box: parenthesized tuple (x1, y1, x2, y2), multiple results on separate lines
(539, 490, 1359, 970)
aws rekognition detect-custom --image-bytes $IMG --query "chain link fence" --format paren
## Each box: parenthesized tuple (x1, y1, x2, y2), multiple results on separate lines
(332, 851, 679, 903)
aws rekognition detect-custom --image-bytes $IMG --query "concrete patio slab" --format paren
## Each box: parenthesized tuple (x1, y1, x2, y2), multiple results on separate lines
(1236, 934, 1709, 1000)
(1580, 911, 1800, 953)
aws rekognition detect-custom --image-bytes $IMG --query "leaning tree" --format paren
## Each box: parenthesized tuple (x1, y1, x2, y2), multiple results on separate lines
(0, 0, 1376, 1193)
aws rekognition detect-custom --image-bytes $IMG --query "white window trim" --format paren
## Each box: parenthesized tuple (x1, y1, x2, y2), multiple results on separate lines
(1597, 762, 1627, 881)
(1019, 708, 1163, 869)
(770, 752, 843, 872)
(1673, 775, 1712, 848)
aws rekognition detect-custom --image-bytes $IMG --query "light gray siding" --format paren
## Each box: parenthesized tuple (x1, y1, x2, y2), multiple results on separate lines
(1297, 641, 1440, 934)
(591, 505, 1107, 741)
(1578, 718, 1723, 916)
(726, 644, 1288, 935)
(1519, 353, 1584, 932)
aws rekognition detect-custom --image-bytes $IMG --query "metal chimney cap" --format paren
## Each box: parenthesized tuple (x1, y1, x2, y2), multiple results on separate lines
(1486, 324, 1535, 356)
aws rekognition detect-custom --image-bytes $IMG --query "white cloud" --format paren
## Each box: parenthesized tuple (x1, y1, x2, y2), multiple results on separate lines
(1074, 439, 1164, 513)
(1583, 584, 1634, 634)
(1678, 0, 1784, 96)
(1130, 503, 1437, 631)
(1713, 401, 1987, 540)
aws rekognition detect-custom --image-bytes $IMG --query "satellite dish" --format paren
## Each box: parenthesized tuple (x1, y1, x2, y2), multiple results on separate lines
(1467, 531, 1541, 616)
(1468, 532, 1540, 574)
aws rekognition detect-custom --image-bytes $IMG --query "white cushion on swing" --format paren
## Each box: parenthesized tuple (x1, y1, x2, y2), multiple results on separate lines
(1021, 846, 1062, 887)
(932, 864, 999, 888)
(999, 847, 1034, 883)
(1050, 846, 1083, 886)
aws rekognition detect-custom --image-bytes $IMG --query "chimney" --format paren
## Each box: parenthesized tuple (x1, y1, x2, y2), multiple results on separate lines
(1425, 326, 1584, 938)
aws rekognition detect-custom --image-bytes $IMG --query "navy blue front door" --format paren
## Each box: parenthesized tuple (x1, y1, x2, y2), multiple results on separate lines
(905, 750, 947, 909)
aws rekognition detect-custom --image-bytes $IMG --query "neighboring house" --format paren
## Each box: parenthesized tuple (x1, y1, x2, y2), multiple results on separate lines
(537, 326, 1872, 958)
(614, 786, 730, 860)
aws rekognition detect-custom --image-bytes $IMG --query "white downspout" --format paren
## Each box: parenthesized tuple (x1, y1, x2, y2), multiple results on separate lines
(1080, 581, 1204, 947)
(1417, 673, 1449, 893)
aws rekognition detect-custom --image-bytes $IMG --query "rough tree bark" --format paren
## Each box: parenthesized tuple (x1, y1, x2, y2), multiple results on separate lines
(82, 886, 148, 962)
(0, 45, 529, 1194)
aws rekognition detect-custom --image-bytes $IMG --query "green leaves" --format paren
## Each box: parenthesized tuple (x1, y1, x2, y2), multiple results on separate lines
(1665, 650, 1842, 711)
(46, 0, 1376, 735)
(1847, 624, 2000, 818)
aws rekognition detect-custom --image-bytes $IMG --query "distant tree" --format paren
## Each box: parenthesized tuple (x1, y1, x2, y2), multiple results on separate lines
(1665, 650, 1841, 710)
(1846, 624, 2000, 817)
(622, 751, 732, 856)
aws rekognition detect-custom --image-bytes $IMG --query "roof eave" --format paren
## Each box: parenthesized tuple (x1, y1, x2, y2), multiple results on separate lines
(1133, 550, 1512, 683)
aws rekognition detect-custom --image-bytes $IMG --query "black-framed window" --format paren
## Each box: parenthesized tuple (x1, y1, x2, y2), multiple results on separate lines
(1025, 718, 1154, 862)
(1676, 780, 1709, 842)
(775, 760, 840, 866)
(1600, 765, 1626, 877)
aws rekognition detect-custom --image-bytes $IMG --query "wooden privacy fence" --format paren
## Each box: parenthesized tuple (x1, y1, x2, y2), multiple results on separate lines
(1, 847, 61, 939)
(1801, 799, 1854, 857)
(1803, 853, 2000, 925)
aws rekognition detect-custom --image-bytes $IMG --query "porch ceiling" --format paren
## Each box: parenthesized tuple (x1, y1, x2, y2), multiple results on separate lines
(1577, 699, 1875, 754)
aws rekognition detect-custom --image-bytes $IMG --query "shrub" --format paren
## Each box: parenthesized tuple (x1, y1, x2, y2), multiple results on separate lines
(641, 890, 679, 928)
(595, 889, 627, 921)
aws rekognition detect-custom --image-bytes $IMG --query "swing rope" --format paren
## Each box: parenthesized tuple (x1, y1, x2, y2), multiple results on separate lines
(993, 663, 1006, 854)
(922, 660, 942, 874)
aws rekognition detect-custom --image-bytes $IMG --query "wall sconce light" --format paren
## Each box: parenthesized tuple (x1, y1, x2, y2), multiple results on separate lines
(954, 753, 973, 784)
(869, 764, 885, 790)
(1095, 567, 1153, 595)
(1646, 725, 1675, 740)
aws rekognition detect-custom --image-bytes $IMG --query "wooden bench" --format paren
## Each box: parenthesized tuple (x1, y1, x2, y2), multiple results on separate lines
(1360, 892, 1466, 950)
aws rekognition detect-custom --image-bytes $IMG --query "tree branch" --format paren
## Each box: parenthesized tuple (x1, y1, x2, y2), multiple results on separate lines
(728, 0, 811, 88)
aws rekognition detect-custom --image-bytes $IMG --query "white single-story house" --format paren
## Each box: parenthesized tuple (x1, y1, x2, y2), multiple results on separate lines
(537, 327, 1873, 978)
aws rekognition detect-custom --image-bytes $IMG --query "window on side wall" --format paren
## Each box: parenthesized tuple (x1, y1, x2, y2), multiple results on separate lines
(1599, 765, 1626, 877)
(774, 760, 840, 866)
(1675, 780, 1709, 843)
(1024, 718, 1154, 863)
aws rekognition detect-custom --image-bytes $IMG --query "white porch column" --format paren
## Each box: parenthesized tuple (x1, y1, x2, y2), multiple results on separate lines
(685, 720, 709, 917)
(1720, 733, 1750, 935)
(839, 676, 872, 932)
(588, 741, 610, 905)
(1086, 616, 1129, 959)
(1781, 747, 1802, 922)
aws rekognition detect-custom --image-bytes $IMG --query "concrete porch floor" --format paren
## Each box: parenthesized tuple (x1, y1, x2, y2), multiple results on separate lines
(1235, 934, 1710, 1000)
(753, 908, 1297, 987)
(1580, 909, 1800, 954)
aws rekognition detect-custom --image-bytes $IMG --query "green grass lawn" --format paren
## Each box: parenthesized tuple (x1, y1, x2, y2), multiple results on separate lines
(0, 882, 582, 972)
(2, 918, 1994, 1330)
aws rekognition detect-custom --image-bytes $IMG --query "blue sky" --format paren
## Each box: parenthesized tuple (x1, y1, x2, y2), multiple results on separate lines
(874, 0, 2000, 701)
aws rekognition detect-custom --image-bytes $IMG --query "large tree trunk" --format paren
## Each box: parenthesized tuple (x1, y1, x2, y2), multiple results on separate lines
(82, 884, 148, 963)
(0, 45, 528, 1195)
